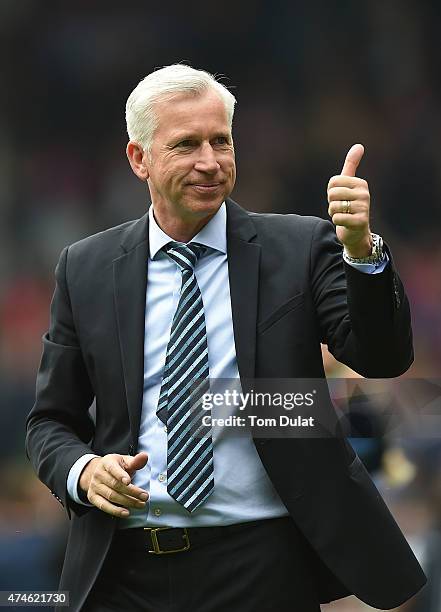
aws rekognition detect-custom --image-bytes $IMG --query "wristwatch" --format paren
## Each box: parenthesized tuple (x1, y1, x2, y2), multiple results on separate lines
(343, 233, 385, 265)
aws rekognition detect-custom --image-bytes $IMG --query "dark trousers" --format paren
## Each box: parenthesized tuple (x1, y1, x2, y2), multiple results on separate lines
(82, 517, 321, 612)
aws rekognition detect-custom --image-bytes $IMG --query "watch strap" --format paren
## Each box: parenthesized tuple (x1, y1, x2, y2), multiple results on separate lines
(343, 233, 385, 265)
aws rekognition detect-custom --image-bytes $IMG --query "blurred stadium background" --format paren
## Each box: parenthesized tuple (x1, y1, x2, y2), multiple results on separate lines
(1, 1, 440, 610)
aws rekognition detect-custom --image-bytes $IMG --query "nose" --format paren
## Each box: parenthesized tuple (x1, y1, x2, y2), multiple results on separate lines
(194, 142, 220, 174)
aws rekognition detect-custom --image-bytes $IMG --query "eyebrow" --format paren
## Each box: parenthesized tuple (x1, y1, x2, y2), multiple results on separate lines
(169, 131, 231, 144)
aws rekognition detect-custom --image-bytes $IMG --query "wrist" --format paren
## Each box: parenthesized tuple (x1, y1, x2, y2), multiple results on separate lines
(79, 457, 100, 493)
(344, 234, 372, 259)
(343, 233, 385, 265)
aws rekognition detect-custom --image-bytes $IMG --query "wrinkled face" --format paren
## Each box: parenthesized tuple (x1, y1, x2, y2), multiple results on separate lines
(144, 89, 236, 224)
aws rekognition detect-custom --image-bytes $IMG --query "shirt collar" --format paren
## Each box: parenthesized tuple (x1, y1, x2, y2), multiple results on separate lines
(148, 202, 227, 259)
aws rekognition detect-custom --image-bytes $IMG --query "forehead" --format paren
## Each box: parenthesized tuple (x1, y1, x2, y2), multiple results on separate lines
(153, 89, 231, 141)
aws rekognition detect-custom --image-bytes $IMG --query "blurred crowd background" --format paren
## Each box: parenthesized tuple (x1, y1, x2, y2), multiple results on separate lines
(0, 1, 440, 610)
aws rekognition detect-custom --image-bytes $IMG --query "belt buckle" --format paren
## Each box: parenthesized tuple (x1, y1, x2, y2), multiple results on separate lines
(144, 527, 190, 554)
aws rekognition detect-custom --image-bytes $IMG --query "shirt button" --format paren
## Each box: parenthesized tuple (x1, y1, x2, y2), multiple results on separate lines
(154, 508, 162, 517)
(158, 473, 166, 483)
(164, 426, 168, 433)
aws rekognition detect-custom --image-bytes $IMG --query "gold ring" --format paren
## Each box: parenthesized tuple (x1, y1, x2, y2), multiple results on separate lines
(343, 200, 351, 214)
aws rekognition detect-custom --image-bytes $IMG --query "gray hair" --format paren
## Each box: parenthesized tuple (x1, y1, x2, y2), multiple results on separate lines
(125, 64, 237, 154)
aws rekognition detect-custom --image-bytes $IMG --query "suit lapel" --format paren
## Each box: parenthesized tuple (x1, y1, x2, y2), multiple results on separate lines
(113, 212, 149, 446)
(226, 199, 260, 382)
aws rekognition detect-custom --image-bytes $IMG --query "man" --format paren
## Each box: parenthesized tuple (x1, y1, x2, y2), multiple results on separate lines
(26, 64, 426, 611)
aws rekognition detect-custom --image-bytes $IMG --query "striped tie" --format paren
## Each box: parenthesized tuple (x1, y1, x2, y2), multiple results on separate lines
(157, 242, 214, 513)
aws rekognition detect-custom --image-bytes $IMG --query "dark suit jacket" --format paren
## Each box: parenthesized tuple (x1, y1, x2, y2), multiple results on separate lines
(26, 199, 426, 611)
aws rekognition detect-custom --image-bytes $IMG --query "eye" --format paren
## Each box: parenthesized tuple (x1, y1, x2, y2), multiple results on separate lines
(176, 139, 195, 148)
(213, 136, 229, 145)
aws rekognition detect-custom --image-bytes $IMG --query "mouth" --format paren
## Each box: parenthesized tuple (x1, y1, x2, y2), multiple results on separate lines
(189, 183, 221, 193)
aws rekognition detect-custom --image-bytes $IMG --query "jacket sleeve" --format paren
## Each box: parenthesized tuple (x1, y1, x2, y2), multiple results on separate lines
(310, 219, 414, 377)
(25, 246, 96, 519)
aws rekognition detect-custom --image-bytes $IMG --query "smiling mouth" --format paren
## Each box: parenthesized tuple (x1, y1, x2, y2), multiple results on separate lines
(191, 183, 220, 187)
(189, 183, 221, 192)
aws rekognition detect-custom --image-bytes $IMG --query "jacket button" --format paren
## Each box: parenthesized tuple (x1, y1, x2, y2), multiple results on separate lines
(128, 444, 135, 455)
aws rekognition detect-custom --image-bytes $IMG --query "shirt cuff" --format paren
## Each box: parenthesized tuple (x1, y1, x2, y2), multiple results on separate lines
(343, 251, 389, 275)
(67, 453, 100, 506)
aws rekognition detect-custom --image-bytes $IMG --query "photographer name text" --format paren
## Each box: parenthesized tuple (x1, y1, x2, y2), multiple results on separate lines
(202, 415, 315, 428)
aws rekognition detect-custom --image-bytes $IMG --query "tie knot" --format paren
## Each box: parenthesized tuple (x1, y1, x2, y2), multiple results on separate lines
(164, 242, 206, 272)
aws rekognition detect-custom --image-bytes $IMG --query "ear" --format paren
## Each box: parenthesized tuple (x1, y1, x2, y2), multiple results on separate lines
(126, 141, 150, 181)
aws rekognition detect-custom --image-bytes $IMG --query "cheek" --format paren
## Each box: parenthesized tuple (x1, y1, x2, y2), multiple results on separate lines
(219, 152, 235, 171)
(166, 160, 192, 183)
(159, 166, 184, 191)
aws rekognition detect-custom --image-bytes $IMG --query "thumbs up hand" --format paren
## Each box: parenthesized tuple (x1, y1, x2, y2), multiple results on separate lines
(327, 144, 373, 258)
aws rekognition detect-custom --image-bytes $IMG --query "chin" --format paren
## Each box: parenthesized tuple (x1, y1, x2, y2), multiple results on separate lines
(188, 197, 224, 216)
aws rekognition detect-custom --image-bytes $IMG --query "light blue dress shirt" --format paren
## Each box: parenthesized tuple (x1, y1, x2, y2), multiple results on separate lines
(67, 204, 388, 527)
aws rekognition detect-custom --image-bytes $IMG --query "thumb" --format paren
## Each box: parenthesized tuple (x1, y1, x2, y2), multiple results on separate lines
(341, 143, 365, 177)
(122, 452, 148, 476)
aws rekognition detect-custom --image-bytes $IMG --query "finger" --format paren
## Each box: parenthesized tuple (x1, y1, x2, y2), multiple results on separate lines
(92, 483, 147, 509)
(327, 187, 362, 203)
(328, 202, 357, 217)
(341, 144, 364, 177)
(102, 456, 133, 486)
(122, 452, 149, 476)
(328, 199, 369, 216)
(98, 471, 149, 501)
(89, 493, 132, 518)
(328, 175, 366, 190)
(331, 212, 367, 227)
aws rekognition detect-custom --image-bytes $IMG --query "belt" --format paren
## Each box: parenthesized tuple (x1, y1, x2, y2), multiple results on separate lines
(114, 517, 287, 555)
